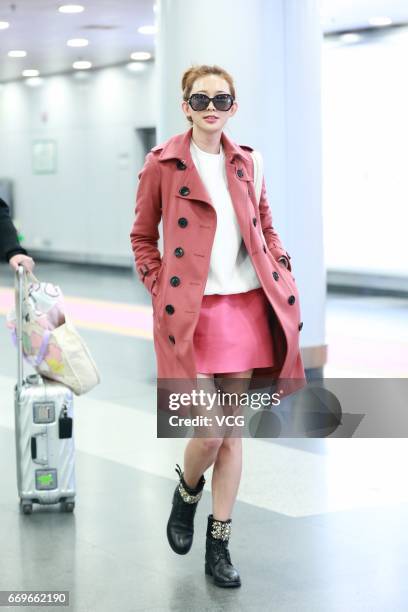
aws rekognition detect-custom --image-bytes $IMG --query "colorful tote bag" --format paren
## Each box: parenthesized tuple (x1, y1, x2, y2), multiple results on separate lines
(7, 269, 100, 396)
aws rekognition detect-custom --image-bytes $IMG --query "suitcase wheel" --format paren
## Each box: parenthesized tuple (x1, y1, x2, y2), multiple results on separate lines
(62, 500, 75, 513)
(21, 500, 33, 515)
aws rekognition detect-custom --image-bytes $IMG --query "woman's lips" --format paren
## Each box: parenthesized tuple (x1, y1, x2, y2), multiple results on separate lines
(204, 116, 218, 123)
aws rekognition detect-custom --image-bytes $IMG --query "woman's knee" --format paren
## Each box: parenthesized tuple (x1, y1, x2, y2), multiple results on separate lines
(196, 436, 224, 456)
(220, 436, 242, 452)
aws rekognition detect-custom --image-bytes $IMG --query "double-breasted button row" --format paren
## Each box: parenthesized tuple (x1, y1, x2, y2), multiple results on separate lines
(166, 214, 188, 333)
(273, 271, 279, 281)
(237, 168, 244, 178)
(179, 186, 190, 196)
(177, 160, 187, 170)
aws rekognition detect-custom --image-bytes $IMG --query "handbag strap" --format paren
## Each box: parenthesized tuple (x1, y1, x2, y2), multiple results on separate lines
(250, 150, 263, 204)
(21, 268, 40, 303)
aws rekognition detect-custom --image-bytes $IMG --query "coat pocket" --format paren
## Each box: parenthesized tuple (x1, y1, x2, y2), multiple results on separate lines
(151, 261, 167, 312)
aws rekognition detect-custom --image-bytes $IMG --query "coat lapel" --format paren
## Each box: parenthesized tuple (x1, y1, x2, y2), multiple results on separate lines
(156, 127, 254, 214)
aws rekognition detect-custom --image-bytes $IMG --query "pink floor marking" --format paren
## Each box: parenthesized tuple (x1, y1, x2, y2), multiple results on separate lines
(0, 287, 153, 339)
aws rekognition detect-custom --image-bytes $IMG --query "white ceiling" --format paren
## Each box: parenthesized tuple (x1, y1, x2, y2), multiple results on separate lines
(321, 0, 408, 33)
(0, 0, 155, 82)
(0, 1, 407, 82)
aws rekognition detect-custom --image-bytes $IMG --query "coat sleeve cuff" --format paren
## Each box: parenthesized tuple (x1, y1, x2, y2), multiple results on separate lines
(5, 247, 28, 262)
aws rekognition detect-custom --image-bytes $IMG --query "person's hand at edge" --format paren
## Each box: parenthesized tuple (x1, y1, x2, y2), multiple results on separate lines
(8, 254, 35, 273)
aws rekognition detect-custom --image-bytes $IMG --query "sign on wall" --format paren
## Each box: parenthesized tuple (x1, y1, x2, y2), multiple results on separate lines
(32, 140, 57, 175)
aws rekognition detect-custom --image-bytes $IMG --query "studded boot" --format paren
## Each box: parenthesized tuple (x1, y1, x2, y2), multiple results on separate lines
(166, 463, 206, 555)
(205, 514, 241, 588)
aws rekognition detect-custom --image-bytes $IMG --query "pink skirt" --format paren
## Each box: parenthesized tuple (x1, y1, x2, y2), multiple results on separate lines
(193, 287, 275, 374)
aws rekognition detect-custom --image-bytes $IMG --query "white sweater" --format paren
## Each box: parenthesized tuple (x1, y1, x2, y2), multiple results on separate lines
(190, 138, 261, 296)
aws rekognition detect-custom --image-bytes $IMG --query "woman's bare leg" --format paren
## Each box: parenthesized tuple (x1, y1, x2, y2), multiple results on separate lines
(211, 369, 253, 520)
(183, 372, 224, 488)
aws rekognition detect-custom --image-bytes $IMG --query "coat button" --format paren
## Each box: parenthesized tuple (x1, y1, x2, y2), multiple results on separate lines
(165, 304, 175, 314)
(237, 168, 244, 178)
(288, 295, 296, 305)
(174, 247, 184, 257)
(168, 335, 175, 344)
(170, 276, 180, 287)
(252, 217, 257, 226)
(178, 217, 188, 228)
(298, 321, 303, 331)
(263, 245, 267, 253)
(273, 271, 279, 281)
(176, 160, 187, 170)
(179, 186, 190, 196)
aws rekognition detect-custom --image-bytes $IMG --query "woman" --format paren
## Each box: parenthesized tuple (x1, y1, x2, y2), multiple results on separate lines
(130, 64, 305, 589)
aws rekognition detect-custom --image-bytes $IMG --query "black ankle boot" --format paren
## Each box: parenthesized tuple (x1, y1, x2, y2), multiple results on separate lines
(205, 514, 241, 588)
(166, 464, 205, 555)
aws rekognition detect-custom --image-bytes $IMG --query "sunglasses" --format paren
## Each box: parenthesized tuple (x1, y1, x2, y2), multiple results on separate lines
(188, 93, 235, 112)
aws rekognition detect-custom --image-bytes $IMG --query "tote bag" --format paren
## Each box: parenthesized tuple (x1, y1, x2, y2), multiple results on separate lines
(7, 269, 100, 396)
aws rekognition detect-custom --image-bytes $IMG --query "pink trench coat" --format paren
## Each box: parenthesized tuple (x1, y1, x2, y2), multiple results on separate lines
(130, 127, 306, 396)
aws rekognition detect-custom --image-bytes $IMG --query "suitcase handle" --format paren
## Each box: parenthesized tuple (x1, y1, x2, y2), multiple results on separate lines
(30, 431, 48, 465)
(31, 436, 37, 460)
(16, 265, 24, 394)
(15, 265, 41, 393)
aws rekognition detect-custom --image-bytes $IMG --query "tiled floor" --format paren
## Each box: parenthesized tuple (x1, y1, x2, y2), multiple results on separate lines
(0, 261, 407, 611)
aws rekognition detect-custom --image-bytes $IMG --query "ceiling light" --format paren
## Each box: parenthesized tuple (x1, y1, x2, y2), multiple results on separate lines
(0, 21, 10, 30)
(73, 60, 92, 70)
(339, 33, 361, 44)
(67, 38, 89, 47)
(8, 50, 27, 58)
(130, 51, 151, 61)
(22, 69, 40, 77)
(368, 16, 392, 27)
(137, 25, 157, 35)
(59, 4, 85, 14)
(25, 77, 43, 87)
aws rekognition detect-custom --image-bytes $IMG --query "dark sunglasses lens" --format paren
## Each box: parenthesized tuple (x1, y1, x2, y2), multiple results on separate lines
(189, 94, 233, 111)
(189, 94, 209, 111)
(213, 95, 233, 110)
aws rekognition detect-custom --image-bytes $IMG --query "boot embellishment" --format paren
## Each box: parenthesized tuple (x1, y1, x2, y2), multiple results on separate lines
(210, 518, 232, 541)
(175, 463, 204, 504)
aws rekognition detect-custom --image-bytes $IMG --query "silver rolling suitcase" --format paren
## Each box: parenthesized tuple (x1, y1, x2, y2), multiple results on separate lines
(14, 265, 76, 514)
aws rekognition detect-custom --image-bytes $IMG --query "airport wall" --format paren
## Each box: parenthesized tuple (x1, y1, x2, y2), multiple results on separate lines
(0, 63, 156, 266)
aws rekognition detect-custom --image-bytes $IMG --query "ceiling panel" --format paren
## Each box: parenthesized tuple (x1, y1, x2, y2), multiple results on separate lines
(1, 1, 407, 82)
(0, 0, 155, 82)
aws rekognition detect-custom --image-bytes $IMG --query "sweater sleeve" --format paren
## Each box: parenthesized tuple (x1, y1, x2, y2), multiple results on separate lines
(0, 198, 28, 262)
